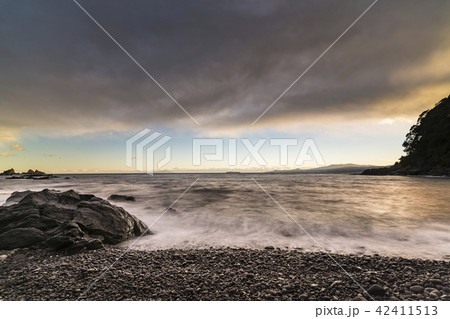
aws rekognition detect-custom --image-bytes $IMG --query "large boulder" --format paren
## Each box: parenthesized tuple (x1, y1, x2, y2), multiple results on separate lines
(0, 189, 149, 252)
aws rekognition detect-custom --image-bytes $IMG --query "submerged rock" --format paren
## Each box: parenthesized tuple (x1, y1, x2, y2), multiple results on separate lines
(0, 189, 149, 252)
(107, 194, 136, 202)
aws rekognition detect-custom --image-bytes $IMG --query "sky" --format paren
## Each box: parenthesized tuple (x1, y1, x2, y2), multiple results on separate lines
(1, 0, 450, 173)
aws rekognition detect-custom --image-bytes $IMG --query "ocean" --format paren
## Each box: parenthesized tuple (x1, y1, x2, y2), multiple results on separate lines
(1, 173, 449, 260)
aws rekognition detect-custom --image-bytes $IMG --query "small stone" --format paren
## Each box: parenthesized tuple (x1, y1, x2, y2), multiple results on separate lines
(353, 296, 367, 301)
(431, 290, 441, 297)
(13, 253, 27, 262)
(330, 280, 342, 288)
(0, 254, 7, 261)
(299, 293, 308, 300)
(389, 296, 400, 301)
(410, 285, 424, 294)
(430, 279, 443, 285)
(367, 284, 386, 296)
(429, 292, 440, 299)
(264, 246, 275, 250)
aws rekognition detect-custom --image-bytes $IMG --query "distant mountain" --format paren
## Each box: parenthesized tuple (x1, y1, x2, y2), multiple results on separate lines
(268, 164, 382, 175)
(363, 94, 450, 176)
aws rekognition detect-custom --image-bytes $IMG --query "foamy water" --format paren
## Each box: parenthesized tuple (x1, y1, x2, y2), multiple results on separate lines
(1, 173, 449, 259)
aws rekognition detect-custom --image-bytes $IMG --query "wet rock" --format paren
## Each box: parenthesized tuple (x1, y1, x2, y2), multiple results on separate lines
(107, 194, 136, 202)
(0, 189, 148, 252)
(0, 228, 45, 249)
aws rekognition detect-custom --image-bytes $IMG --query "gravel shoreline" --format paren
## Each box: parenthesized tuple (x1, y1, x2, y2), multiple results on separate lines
(0, 248, 449, 301)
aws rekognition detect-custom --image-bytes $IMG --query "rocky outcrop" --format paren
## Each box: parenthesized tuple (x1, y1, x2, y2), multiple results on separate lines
(362, 164, 449, 176)
(0, 189, 149, 253)
(363, 95, 450, 176)
(20, 169, 46, 176)
(1, 168, 57, 179)
(0, 168, 15, 175)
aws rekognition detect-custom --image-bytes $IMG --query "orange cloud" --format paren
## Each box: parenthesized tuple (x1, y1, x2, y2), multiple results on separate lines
(0, 152, 16, 157)
(10, 144, 25, 151)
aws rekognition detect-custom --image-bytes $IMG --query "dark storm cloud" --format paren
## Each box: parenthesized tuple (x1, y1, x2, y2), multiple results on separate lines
(1, 0, 450, 138)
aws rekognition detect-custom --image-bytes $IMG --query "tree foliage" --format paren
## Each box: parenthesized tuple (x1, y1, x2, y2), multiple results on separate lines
(399, 95, 450, 169)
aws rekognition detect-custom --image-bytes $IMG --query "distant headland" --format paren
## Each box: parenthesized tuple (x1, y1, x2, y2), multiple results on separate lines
(0, 168, 58, 180)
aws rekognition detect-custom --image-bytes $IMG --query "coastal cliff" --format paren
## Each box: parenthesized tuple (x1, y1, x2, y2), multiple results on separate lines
(363, 95, 450, 176)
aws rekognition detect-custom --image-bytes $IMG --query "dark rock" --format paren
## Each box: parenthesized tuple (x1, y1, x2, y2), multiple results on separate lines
(330, 280, 343, 288)
(389, 296, 400, 301)
(3, 168, 59, 180)
(1, 168, 15, 175)
(264, 246, 275, 250)
(0, 228, 45, 249)
(352, 295, 367, 301)
(0, 189, 149, 252)
(410, 285, 424, 293)
(367, 284, 386, 296)
(429, 279, 443, 285)
(107, 194, 136, 202)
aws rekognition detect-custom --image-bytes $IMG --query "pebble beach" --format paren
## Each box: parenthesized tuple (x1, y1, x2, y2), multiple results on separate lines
(1, 247, 449, 301)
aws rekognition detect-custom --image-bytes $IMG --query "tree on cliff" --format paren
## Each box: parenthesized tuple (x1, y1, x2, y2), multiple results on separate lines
(399, 95, 450, 170)
(362, 94, 450, 175)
